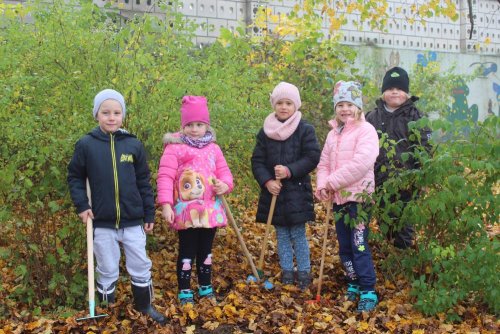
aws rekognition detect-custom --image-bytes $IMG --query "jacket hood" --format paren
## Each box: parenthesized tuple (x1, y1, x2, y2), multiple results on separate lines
(163, 126, 217, 145)
(89, 126, 133, 142)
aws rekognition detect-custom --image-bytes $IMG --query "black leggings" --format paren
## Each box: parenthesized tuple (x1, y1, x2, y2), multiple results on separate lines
(177, 228, 216, 290)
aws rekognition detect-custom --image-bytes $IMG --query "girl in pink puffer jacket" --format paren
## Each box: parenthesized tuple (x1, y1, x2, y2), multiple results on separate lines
(315, 81, 379, 312)
(157, 96, 233, 306)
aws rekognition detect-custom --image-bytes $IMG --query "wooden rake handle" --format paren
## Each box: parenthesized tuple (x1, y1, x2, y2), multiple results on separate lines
(257, 180, 280, 272)
(220, 195, 260, 281)
(315, 202, 332, 298)
(85, 180, 96, 316)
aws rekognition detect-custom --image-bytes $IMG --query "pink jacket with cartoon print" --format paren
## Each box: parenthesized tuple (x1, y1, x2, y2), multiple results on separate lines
(316, 113, 379, 205)
(157, 130, 234, 230)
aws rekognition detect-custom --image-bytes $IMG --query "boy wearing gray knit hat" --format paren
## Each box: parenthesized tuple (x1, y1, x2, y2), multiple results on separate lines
(68, 89, 167, 325)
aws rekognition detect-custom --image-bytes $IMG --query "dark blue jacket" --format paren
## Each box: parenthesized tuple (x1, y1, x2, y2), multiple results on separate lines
(67, 127, 155, 229)
(366, 97, 432, 186)
(251, 120, 321, 226)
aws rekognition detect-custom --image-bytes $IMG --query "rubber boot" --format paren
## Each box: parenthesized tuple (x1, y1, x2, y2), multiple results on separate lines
(131, 281, 168, 326)
(96, 281, 116, 307)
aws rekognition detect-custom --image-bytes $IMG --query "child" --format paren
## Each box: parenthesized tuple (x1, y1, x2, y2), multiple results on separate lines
(67, 89, 167, 325)
(157, 96, 233, 305)
(365, 67, 432, 249)
(316, 81, 379, 312)
(251, 82, 320, 290)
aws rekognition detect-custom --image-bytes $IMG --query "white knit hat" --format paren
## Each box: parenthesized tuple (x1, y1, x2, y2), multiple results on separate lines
(93, 89, 126, 119)
(270, 82, 301, 110)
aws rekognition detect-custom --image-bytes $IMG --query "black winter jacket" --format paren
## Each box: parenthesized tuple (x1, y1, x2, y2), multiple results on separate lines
(67, 127, 155, 229)
(365, 97, 432, 186)
(251, 120, 321, 226)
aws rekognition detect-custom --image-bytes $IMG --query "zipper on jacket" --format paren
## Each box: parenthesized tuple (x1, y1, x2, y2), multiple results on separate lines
(110, 133, 121, 229)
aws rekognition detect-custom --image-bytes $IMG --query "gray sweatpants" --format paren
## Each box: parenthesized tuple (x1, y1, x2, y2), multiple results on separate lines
(93, 225, 152, 292)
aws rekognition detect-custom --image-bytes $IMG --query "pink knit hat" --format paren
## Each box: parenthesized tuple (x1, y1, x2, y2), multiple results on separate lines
(270, 82, 301, 110)
(180, 96, 210, 127)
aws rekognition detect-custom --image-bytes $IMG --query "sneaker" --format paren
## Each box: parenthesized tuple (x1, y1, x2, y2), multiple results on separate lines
(297, 271, 311, 290)
(178, 289, 194, 306)
(198, 285, 215, 300)
(281, 270, 294, 285)
(357, 290, 378, 312)
(346, 283, 360, 301)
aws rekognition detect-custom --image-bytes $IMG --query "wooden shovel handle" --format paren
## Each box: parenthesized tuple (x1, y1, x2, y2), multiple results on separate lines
(257, 181, 280, 271)
(220, 195, 260, 281)
(316, 203, 332, 298)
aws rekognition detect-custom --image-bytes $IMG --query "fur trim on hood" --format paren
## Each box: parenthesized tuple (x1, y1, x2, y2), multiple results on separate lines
(163, 126, 217, 145)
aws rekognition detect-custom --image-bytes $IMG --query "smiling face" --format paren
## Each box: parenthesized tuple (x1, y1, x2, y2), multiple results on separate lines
(335, 101, 360, 124)
(96, 99, 123, 134)
(183, 121, 208, 139)
(274, 98, 296, 121)
(382, 87, 409, 109)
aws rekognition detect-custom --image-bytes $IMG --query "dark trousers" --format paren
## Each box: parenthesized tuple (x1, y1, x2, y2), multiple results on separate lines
(334, 202, 376, 291)
(379, 189, 415, 249)
(177, 228, 216, 290)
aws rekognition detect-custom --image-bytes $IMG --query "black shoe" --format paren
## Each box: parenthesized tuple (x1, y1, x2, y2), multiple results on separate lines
(131, 280, 168, 326)
(281, 270, 294, 285)
(297, 271, 311, 290)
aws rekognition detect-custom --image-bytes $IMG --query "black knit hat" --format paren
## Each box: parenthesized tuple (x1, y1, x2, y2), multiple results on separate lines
(381, 67, 409, 93)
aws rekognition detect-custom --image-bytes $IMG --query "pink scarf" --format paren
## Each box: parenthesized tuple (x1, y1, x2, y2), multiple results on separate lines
(263, 111, 302, 141)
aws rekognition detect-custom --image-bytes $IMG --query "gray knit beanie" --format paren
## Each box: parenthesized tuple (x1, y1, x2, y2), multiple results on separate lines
(93, 89, 126, 119)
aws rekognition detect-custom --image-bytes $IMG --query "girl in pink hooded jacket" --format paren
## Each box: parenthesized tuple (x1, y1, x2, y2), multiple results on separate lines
(157, 96, 233, 306)
(316, 81, 379, 312)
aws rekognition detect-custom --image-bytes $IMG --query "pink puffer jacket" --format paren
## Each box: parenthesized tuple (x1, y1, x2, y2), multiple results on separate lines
(316, 114, 379, 205)
(157, 132, 234, 230)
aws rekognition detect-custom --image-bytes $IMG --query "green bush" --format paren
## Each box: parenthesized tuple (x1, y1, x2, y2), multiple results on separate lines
(375, 116, 499, 317)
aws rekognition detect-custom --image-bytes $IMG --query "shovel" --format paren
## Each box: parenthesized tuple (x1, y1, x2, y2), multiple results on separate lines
(219, 195, 260, 281)
(246, 185, 279, 290)
(307, 202, 332, 304)
(77, 180, 107, 321)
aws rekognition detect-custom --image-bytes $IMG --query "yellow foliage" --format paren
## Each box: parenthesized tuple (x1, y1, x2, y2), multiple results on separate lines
(346, 3, 358, 14)
(329, 17, 343, 31)
(223, 304, 239, 317)
(357, 322, 370, 331)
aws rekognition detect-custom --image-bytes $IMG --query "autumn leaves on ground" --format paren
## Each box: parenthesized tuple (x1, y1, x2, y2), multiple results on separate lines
(0, 201, 497, 334)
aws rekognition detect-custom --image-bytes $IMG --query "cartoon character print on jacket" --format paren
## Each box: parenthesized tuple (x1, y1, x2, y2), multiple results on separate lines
(175, 169, 210, 228)
(172, 169, 226, 230)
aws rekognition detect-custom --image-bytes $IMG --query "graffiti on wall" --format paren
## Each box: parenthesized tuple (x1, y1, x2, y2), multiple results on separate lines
(416, 51, 437, 67)
(469, 62, 499, 117)
(447, 78, 479, 123)
(414, 53, 498, 121)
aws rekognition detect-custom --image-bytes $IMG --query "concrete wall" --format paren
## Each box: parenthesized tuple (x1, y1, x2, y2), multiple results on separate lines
(354, 46, 499, 121)
(6, 0, 499, 119)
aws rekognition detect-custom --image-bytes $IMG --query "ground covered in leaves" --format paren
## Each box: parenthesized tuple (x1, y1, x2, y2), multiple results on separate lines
(0, 202, 498, 333)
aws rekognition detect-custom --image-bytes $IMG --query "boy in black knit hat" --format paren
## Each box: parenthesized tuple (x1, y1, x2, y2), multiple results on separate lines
(366, 67, 432, 249)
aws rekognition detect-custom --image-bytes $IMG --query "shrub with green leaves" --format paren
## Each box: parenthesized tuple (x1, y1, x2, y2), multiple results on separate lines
(375, 116, 499, 318)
